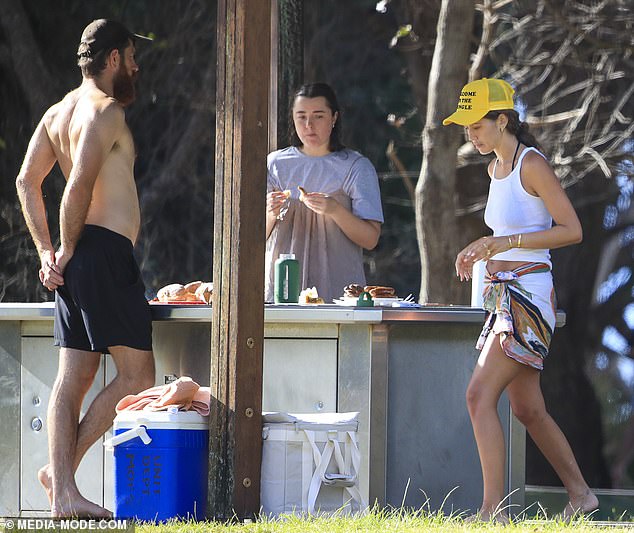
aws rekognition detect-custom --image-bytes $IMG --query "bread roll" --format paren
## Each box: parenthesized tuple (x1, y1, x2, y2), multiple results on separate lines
(157, 283, 187, 302)
(343, 283, 364, 298)
(185, 281, 202, 294)
(364, 285, 397, 298)
(195, 282, 214, 304)
(299, 286, 324, 304)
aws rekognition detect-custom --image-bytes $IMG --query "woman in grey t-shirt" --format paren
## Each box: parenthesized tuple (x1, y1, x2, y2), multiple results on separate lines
(265, 83, 384, 303)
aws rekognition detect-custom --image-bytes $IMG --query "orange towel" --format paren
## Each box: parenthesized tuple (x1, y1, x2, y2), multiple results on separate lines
(116, 376, 211, 416)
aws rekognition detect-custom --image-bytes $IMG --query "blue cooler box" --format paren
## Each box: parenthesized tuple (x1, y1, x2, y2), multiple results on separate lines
(106, 410, 209, 521)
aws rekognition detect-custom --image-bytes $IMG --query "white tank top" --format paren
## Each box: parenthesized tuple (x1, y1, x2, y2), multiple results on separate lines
(484, 146, 553, 267)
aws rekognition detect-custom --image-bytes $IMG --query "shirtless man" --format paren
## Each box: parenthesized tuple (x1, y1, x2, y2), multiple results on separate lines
(16, 19, 155, 518)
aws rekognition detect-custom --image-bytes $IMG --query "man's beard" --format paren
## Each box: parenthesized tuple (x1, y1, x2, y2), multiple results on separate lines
(113, 63, 137, 106)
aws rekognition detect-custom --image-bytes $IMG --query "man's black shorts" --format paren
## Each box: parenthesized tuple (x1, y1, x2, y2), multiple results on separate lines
(54, 224, 153, 353)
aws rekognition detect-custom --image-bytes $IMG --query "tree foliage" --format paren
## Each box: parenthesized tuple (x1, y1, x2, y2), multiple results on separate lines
(0, 0, 216, 302)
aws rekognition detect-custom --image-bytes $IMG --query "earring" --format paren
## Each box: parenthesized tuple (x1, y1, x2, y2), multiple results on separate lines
(332, 123, 335, 129)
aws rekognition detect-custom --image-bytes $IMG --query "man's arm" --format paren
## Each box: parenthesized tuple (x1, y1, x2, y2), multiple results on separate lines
(56, 102, 124, 270)
(15, 117, 61, 289)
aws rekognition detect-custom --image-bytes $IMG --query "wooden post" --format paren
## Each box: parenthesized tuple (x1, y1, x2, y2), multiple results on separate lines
(209, 0, 271, 520)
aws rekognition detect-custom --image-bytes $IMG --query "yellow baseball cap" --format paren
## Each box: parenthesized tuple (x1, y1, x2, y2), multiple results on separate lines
(442, 78, 515, 126)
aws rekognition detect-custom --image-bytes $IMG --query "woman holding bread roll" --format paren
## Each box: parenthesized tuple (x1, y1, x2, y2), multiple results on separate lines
(265, 83, 383, 303)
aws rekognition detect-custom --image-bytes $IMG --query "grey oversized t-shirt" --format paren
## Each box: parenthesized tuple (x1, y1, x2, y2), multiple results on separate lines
(265, 147, 384, 303)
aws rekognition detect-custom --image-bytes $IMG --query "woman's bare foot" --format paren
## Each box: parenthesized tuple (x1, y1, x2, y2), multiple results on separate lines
(464, 509, 510, 524)
(51, 493, 112, 519)
(561, 489, 599, 520)
(38, 464, 53, 505)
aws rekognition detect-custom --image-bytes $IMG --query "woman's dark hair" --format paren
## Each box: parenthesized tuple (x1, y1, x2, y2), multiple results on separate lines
(484, 109, 542, 151)
(289, 82, 345, 152)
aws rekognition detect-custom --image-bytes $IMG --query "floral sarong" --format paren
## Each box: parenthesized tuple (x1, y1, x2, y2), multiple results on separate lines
(477, 263, 556, 370)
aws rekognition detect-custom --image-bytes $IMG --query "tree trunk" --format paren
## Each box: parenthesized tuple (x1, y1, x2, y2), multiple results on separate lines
(0, 0, 60, 122)
(416, 0, 475, 303)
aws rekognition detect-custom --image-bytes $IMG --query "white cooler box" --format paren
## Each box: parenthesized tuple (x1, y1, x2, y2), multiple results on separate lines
(260, 411, 367, 516)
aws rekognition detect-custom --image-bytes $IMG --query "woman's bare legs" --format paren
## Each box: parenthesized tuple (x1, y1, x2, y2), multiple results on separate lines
(506, 369, 598, 517)
(467, 332, 598, 521)
(466, 333, 526, 521)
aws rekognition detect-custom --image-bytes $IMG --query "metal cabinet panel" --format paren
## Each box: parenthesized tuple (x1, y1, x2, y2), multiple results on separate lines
(384, 322, 518, 514)
(262, 338, 337, 413)
(338, 323, 385, 508)
(0, 322, 21, 516)
(151, 322, 212, 386)
(20, 337, 105, 511)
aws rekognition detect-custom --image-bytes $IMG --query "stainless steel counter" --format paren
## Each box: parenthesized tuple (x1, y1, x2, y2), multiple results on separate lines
(0, 302, 564, 325)
(0, 302, 552, 517)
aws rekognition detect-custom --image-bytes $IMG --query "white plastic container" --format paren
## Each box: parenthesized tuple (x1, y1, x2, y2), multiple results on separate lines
(471, 260, 486, 307)
(260, 411, 367, 516)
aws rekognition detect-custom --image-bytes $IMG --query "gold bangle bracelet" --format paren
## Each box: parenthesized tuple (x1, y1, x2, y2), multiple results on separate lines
(507, 235, 513, 250)
(517, 233, 522, 248)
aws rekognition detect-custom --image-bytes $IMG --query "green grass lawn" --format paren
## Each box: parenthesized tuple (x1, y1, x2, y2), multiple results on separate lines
(137, 508, 634, 533)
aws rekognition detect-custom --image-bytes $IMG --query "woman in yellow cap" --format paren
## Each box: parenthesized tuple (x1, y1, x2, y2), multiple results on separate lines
(444, 78, 598, 522)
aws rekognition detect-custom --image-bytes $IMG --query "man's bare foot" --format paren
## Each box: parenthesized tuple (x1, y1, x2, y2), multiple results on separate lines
(38, 464, 53, 505)
(51, 494, 112, 519)
(561, 489, 599, 520)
